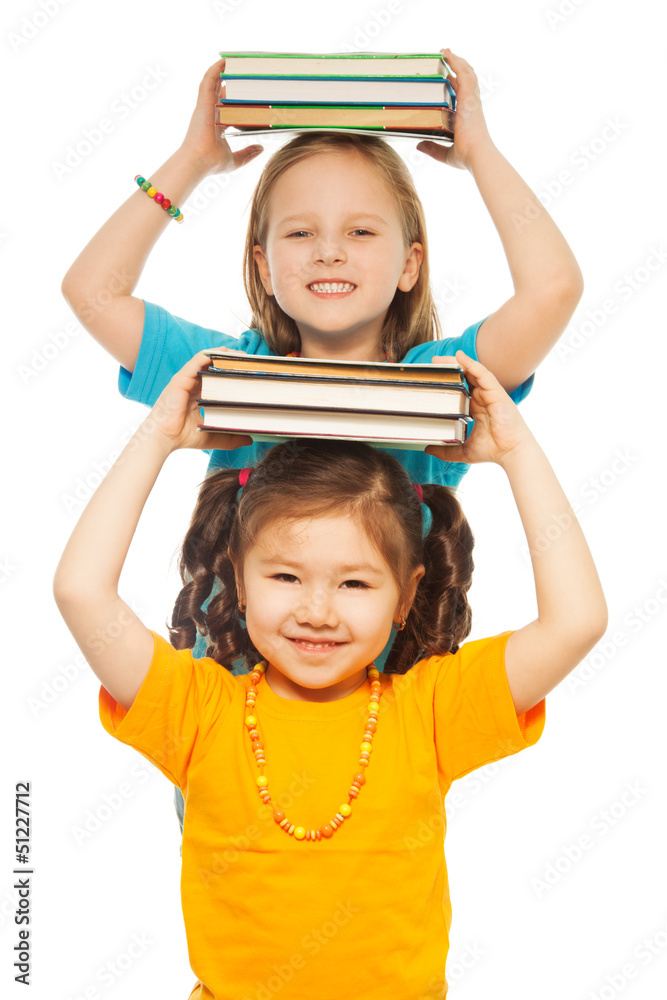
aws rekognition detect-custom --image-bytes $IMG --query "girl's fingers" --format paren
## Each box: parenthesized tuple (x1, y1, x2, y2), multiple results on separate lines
(455, 350, 499, 387)
(234, 145, 264, 168)
(195, 430, 253, 452)
(430, 355, 458, 364)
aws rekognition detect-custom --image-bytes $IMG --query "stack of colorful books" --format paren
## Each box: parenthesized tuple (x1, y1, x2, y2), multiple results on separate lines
(197, 352, 471, 450)
(215, 51, 456, 140)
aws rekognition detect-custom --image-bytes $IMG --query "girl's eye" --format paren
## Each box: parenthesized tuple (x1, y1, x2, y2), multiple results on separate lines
(273, 573, 299, 583)
(341, 579, 369, 590)
(287, 231, 311, 238)
(350, 229, 373, 236)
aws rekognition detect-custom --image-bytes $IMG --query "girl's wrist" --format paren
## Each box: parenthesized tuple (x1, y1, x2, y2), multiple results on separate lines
(167, 143, 216, 185)
(464, 132, 501, 174)
(497, 433, 542, 475)
(125, 414, 180, 466)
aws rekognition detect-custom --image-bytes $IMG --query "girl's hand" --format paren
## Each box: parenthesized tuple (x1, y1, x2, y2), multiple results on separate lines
(426, 351, 533, 467)
(180, 59, 264, 175)
(416, 49, 493, 170)
(147, 352, 252, 453)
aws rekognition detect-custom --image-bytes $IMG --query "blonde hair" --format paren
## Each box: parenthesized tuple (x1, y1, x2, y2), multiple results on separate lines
(243, 131, 442, 360)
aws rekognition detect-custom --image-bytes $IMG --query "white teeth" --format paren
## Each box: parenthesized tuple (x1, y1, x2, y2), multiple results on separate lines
(309, 282, 355, 293)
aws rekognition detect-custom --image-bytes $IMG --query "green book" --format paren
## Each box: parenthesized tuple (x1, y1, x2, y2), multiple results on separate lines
(219, 51, 453, 82)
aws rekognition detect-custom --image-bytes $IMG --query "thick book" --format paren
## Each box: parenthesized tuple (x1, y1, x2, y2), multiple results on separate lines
(203, 352, 467, 385)
(199, 379, 468, 416)
(220, 76, 455, 106)
(219, 51, 454, 82)
(200, 348, 467, 388)
(198, 402, 470, 448)
(215, 103, 455, 135)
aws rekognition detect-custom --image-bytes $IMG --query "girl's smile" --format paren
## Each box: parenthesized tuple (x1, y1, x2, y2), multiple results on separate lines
(253, 149, 423, 360)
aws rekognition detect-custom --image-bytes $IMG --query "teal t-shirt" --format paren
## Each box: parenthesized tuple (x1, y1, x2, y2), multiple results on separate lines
(120, 301, 534, 492)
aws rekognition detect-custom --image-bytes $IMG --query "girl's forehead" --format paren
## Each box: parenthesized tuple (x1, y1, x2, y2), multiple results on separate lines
(269, 150, 395, 209)
(250, 513, 385, 561)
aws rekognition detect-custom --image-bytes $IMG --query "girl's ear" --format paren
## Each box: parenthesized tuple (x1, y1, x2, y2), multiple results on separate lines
(397, 242, 424, 292)
(253, 244, 274, 295)
(228, 549, 246, 605)
(399, 563, 426, 618)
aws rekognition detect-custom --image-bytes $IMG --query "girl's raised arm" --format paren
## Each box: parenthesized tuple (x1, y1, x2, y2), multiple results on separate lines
(418, 50, 583, 394)
(427, 353, 608, 716)
(61, 60, 263, 373)
(53, 353, 251, 710)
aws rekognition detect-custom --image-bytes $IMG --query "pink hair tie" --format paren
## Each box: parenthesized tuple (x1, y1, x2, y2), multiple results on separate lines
(238, 468, 252, 488)
(413, 483, 424, 503)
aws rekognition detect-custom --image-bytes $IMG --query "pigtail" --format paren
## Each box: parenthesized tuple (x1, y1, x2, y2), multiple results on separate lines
(384, 484, 474, 674)
(169, 469, 259, 671)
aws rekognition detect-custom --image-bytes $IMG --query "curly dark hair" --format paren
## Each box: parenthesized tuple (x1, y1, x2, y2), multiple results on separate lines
(169, 439, 474, 675)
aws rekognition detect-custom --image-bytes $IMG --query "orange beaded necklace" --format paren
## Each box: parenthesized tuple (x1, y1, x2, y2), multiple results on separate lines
(244, 660, 382, 841)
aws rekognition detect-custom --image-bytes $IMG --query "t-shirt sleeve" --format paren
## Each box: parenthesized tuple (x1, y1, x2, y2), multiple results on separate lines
(430, 631, 545, 784)
(117, 301, 266, 407)
(99, 631, 236, 789)
(404, 318, 534, 405)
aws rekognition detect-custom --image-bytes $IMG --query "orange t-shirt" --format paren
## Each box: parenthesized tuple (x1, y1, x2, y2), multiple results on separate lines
(100, 630, 544, 999)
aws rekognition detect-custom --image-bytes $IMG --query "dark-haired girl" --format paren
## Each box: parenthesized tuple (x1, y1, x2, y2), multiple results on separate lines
(54, 351, 606, 999)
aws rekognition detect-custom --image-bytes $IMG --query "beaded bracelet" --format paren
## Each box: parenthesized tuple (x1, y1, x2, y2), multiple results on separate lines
(134, 175, 184, 222)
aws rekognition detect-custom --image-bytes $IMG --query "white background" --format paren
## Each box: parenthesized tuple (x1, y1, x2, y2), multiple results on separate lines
(2, 0, 666, 997)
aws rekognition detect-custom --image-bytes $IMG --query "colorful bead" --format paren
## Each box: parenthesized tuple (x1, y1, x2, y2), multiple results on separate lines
(360, 742, 373, 753)
(294, 827, 306, 840)
(321, 824, 334, 838)
(340, 804, 352, 817)
(256, 776, 268, 788)
(134, 174, 184, 222)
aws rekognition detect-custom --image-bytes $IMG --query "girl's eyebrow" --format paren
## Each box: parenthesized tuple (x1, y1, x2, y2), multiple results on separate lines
(277, 212, 387, 227)
(259, 555, 383, 575)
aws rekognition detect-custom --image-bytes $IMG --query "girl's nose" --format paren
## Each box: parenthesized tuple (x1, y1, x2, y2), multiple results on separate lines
(313, 237, 346, 266)
(295, 588, 339, 628)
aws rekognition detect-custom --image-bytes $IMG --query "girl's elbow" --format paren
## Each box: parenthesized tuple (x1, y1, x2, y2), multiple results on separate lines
(574, 599, 609, 653)
(550, 266, 584, 312)
(592, 599, 609, 644)
(53, 564, 89, 614)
